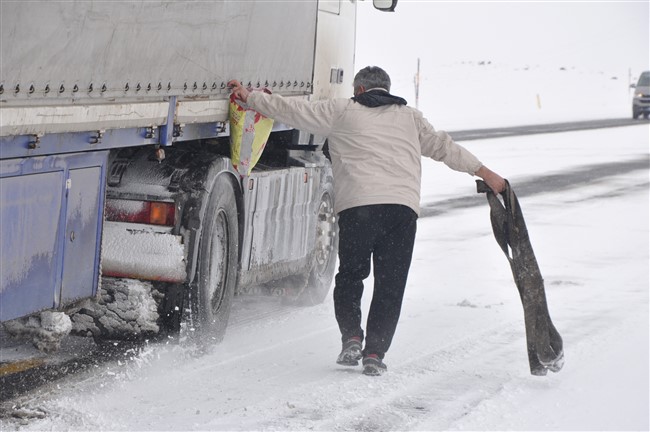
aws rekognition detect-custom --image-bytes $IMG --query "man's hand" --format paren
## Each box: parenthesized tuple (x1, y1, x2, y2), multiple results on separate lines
(475, 165, 506, 194)
(228, 80, 250, 103)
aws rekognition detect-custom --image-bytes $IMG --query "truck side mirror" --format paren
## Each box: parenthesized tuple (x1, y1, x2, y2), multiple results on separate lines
(373, 0, 397, 12)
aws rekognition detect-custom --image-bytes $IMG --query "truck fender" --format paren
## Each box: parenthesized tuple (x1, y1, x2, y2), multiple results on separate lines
(106, 147, 244, 286)
(181, 162, 243, 286)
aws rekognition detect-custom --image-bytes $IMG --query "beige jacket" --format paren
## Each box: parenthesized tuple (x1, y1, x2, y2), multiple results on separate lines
(247, 91, 483, 216)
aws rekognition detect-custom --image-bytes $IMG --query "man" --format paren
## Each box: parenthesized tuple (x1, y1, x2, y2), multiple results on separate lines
(229, 66, 505, 376)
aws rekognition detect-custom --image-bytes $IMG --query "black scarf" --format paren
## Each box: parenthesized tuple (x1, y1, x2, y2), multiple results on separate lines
(352, 89, 407, 107)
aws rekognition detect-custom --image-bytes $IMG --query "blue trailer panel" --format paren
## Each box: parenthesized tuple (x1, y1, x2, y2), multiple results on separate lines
(0, 152, 107, 321)
(60, 166, 105, 305)
(0, 170, 64, 320)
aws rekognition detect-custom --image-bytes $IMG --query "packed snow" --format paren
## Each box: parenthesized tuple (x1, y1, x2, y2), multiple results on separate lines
(2, 65, 647, 430)
(2, 16, 649, 432)
(2, 312, 71, 353)
(70, 278, 160, 339)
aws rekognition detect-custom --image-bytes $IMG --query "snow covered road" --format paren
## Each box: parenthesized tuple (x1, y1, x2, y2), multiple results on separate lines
(2, 124, 647, 431)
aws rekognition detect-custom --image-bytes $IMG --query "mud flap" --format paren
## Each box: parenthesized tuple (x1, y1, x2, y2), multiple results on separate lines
(477, 180, 564, 375)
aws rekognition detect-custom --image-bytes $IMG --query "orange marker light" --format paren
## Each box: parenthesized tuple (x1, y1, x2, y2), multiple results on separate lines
(149, 202, 173, 225)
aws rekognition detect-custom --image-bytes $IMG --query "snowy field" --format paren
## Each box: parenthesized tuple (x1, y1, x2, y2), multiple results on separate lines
(354, 0, 645, 132)
(4, 131, 646, 431)
(365, 59, 636, 132)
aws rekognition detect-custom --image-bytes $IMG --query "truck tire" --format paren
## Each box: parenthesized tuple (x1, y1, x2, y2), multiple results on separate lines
(293, 176, 338, 306)
(187, 177, 239, 343)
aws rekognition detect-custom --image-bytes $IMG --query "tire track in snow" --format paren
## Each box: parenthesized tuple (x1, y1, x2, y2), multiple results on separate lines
(204, 184, 649, 431)
(216, 294, 646, 432)
(420, 156, 648, 218)
(203, 319, 527, 431)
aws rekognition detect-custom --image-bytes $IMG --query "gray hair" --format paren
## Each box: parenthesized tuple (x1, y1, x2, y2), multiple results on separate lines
(353, 66, 391, 92)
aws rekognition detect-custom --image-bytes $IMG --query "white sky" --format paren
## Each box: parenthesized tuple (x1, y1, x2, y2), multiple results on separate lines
(357, 1, 650, 77)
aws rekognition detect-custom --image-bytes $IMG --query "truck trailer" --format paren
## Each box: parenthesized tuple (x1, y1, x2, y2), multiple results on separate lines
(0, 0, 397, 347)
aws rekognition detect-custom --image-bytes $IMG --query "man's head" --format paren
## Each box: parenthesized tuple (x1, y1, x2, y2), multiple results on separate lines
(353, 66, 391, 96)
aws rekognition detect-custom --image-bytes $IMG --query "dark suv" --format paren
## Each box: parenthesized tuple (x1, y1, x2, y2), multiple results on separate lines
(632, 71, 650, 119)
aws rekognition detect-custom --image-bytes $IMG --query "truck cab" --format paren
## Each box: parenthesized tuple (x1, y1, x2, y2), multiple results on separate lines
(632, 71, 650, 119)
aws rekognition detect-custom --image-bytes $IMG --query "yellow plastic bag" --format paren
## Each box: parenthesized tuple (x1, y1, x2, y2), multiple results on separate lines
(229, 91, 274, 177)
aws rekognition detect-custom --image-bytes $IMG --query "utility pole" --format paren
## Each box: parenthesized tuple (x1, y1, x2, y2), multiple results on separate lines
(414, 58, 420, 110)
(629, 68, 633, 93)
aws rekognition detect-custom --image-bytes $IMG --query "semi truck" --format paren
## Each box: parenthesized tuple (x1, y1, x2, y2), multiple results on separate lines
(0, 0, 397, 348)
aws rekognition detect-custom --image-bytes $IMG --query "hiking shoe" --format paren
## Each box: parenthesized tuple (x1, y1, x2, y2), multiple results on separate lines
(336, 337, 362, 366)
(532, 348, 564, 376)
(362, 354, 387, 376)
(540, 349, 565, 373)
(530, 365, 548, 376)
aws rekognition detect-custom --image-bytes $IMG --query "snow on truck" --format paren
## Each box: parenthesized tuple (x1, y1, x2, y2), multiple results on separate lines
(0, 0, 398, 350)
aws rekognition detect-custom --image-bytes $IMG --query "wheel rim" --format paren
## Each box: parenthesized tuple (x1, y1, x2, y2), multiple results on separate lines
(314, 194, 336, 276)
(207, 209, 230, 316)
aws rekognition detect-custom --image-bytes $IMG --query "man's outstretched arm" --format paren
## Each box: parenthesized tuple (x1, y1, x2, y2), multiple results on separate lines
(228, 79, 336, 138)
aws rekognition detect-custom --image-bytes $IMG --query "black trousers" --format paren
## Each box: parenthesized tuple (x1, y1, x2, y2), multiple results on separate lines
(333, 204, 417, 359)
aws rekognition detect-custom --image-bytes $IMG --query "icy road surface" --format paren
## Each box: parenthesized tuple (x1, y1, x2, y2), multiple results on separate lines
(2, 124, 647, 431)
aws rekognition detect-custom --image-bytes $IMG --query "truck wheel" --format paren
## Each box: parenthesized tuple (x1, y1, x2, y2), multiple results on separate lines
(633, 107, 640, 119)
(293, 180, 338, 306)
(187, 177, 239, 343)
